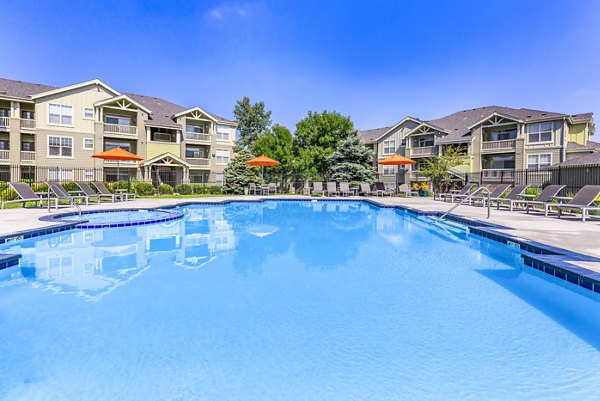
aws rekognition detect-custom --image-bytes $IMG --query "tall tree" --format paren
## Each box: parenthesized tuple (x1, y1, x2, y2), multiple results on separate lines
(252, 124, 294, 187)
(418, 146, 466, 193)
(327, 133, 376, 183)
(294, 111, 355, 178)
(222, 149, 260, 194)
(233, 96, 272, 149)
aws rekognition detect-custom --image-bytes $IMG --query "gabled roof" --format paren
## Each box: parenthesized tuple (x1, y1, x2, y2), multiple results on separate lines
(405, 121, 449, 136)
(31, 79, 120, 99)
(568, 112, 594, 123)
(557, 152, 600, 167)
(141, 152, 191, 167)
(0, 78, 56, 100)
(94, 94, 152, 114)
(358, 117, 423, 143)
(566, 140, 600, 152)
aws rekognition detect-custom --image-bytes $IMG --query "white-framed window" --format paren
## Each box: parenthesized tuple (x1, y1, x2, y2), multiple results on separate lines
(527, 154, 552, 170)
(382, 165, 396, 176)
(83, 107, 94, 120)
(186, 124, 205, 133)
(215, 173, 224, 186)
(527, 122, 553, 143)
(216, 125, 230, 141)
(83, 138, 94, 150)
(105, 114, 131, 126)
(48, 103, 73, 125)
(400, 138, 407, 147)
(418, 136, 435, 147)
(84, 169, 95, 181)
(48, 167, 74, 181)
(383, 139, 396, 154)
(215, 149, 230, 164)
(48, 135, 73, 157)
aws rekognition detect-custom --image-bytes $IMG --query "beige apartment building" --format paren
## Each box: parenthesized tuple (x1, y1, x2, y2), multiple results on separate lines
(0, 78, 237, 186)
(359, 106, 596, 185)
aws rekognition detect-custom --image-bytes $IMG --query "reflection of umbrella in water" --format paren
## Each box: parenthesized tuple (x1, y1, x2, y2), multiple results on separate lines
(246, 224, 279, 238)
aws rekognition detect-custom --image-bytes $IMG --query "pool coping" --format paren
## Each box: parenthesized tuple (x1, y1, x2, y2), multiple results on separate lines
(38, 208, 185, 229)
(1, 197, 599, 294)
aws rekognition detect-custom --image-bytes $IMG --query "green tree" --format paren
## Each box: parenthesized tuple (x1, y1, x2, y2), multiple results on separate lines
(418, 146, 466, 193)
(233, 96, 272, 149)
(294, 111, 355, 178)
(222, 149, 260, 194)
(252, 124, 294, 187)
(327, 133, 376, 183)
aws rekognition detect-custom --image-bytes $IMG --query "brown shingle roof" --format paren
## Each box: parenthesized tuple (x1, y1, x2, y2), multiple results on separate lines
(358, 126, 393, 143)
(0, 78, 56, 100)
(558, 152, 600, 166)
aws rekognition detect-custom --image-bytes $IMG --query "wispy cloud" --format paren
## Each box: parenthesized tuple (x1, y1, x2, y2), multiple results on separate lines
(205, 2, 262, 21)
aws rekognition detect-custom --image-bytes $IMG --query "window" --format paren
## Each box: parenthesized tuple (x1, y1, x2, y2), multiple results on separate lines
(186, 124, 204, 133)
(83, 138, 94, 150)
(84, 169, 95, 181)
(48, 136, 73, 157)
(401, 138, 407, 147)
(383, 140, 396, 154)
(488, 128, 517, 141)
(528, 122, 553, 143)
(0, 140, 8, 150)
(21, 141, 35, 151)
(527, 154, 552, 170)
(49, 103, 72, 125)
(104, 140, 133, 152)
(418, 137, 435, 147)
(48, 167, 74, 181)
(20, 167, 35, 181)
(215, 149, 230, 164)
(186, 147, 204, 158)
(21, 110, 34, 120)
(83, 107, 94, 119)
(215, 173, 224, 186)
(216, 125, 230, 141)
(105, 115, 131, 125)
(382, 165, 396, 176)
(0, 108, 10, 117)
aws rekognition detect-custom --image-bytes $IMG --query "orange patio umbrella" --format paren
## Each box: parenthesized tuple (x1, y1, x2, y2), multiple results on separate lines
(92, 147, 144, 181)
(246, 155, 280, 185)
(378, 154, 416, 189)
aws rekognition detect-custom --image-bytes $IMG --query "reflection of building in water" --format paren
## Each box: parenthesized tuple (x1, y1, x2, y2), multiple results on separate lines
(376, 208, 407, 245)
(2, 228, 149, 302)
(174, 206, 235, 270)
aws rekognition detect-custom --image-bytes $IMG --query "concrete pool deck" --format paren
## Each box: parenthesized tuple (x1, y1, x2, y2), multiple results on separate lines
(1, 195, 599, 265)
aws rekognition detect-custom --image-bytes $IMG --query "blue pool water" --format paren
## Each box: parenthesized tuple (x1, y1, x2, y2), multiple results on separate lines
(61, 209, 172, 223)
(1, 200, 600, 400)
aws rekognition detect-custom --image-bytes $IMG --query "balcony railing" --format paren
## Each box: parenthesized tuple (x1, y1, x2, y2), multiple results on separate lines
(410, 146, 436, 156)
(0, 117, 9, 130)
(103, 123, 137, 136)
(481, 169, 515, 180)
(20, 151, 36, 162)
(0, 150, 9, 160)
(185, 132, 210, 142)
(481, 139, 516, 152)
(152, 133, 176, 143)
(103, 159, 137, 165)
(186, 157, 211, 166)
(20, 119, 35, 129)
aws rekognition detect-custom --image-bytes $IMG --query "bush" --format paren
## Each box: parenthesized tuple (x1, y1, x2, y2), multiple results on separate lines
(192, 184, 205, 194)
(524, 187, 540, 197)
(158, 183, 174, 195)
(62, 182, 80, 192)
(134, 182, 155, 196)
(541, 180, 552, 189)
(175, 184, 193, 195)
(204, 185, 222, 195)
(31, 183, 49, 193)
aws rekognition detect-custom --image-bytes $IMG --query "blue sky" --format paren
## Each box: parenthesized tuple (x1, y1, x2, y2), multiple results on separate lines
(1, 0, 599, 131)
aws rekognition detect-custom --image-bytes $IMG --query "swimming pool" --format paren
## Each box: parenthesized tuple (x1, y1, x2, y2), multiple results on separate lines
(1, 200, 599, 400)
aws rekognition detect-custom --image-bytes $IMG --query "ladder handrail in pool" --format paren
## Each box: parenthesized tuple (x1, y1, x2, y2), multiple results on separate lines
(435, 186, 490, 223)
(47, 185, 82, 220)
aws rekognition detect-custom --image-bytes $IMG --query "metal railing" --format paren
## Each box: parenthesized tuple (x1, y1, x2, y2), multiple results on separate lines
(152, 132, 176, 142)
(435, 186, 491, 223)
(0, 150, 9, 160)
(0, 117, 9, 130)
(103, 123, 137, 136)
(186, 157, 211, 166)
(20, 151, 36, 162)
(410, 146, 436, 156)
(481, 139, 516, 151)
(20, 119, 35, 129)
(185, 132, 210, 142)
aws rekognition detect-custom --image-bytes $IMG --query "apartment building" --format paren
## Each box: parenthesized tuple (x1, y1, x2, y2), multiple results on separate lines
(0, 78, 237, 186)
(359, 106, 595, 184)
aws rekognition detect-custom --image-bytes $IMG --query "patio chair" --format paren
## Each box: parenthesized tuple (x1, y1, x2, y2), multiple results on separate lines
(311, 182, 325, 196)
(266, 182, 277, 195)
(492, 184, 530, 211)
(46, 181, 95, 209)
(521, 185, 566, 214)
(326, 182, 339, 196)
(469, 184, 511, 207)
(373, 182, 392, 197)
(339, 182, 351, 196)
(1, 182, 56, 209)
(92, 182, 128, 201)
(552, 185, 600, 222)
(248, 182, 261, 195)
(435, 183, 477, 202)
(358, 182, 373, 196)
(398, 183, 419, 197)
(76, 181, 119, 203)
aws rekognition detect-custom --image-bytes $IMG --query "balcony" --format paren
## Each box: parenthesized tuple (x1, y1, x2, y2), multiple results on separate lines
(20, 119, 35, 130)
(481, 169, 515, 182)
(0, 117, 9, 131)
(103, 123, 137, 137)
(152, 132, 176, 143)
(103, 159, 137, 166)
(0, 150, 9, 160)
(185, 132, 211, 142)
(186, 157, 211, 167)
(410, 146, 436, 157)
(20, 151, 35, 163)
(481, 139, 516, 153)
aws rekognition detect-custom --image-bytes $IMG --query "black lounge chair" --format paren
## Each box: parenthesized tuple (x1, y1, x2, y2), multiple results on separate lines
(493, 184, 530, 211)
(76, 181, 118, 203)
(92, 182, 128, 201)
(1, 182, 56, 209)
(326, 182, 339, 196)
(311, 182, 325, 196)
(373, 182, 392, 197)
(469, 184, 511, 206)
(553, 185, 600, 222)
(522, 185, 566, 213)
(46, 181, 95, 209)
(435, 183, 477, 202)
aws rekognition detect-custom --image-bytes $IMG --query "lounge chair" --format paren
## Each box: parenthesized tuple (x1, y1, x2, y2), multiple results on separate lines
(339, 182, 351, 196)
(521, 185, 566, 214)
(493, 184, 530, 211)
(311, 182, 325, 196)
(373, 182, 392, 197)
(76, 181, 119, 203)
(469, 184, 511, 206)
(552, 185, 600, 222)
(435, 183, 477, 202)
(358, 182, 373, 196)
(1, 182, 56, 209)
(92, 182, 128, 201)
(398, 183, 419, 197)
(326, 182, 339, 196)
(266, 182, 277, 195)
(248, 182, 260, 195)
(46, 181, 95, 208)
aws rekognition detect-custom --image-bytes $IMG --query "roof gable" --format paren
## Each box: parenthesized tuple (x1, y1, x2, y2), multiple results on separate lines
(31, 79, 120, 100)
(95, 94, 152, 114)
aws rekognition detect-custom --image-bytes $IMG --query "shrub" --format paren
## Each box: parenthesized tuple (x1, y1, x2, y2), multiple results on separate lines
(191, 184, 205, 194)
(158, 183, 174, 195)
(541, 180, 552, 189)
(31, 183, 49, 193)
(524, 187, 540, 197)
(174, 184, 193, 195)
(62, 182, 80, 192)
(134, 182, 155, 196)
(1, 188, 17, 201)
(204, 185, 222, 195)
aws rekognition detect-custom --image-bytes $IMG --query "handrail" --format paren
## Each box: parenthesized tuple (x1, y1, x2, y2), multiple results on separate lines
(435, 187, 491, 223)
(47, 186, 82, 219)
